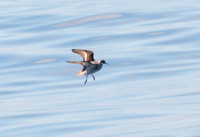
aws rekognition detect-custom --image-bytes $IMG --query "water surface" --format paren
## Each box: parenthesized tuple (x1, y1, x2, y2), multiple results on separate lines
(1, 0, 200, 137)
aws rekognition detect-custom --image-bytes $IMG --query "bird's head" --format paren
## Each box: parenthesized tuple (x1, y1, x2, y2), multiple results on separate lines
(98, 59, 109, 65)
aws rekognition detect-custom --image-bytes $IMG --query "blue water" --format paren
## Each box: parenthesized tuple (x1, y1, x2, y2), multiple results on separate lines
(1, 0, 200, 137)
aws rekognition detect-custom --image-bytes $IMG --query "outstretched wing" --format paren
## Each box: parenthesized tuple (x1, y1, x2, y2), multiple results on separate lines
(67, 61, 86, 76)
(67, 61, 86, 70)
(72, 49, 95, 61)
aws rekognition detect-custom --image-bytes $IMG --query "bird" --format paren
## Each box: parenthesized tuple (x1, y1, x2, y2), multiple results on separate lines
(67, 49, 108, 84)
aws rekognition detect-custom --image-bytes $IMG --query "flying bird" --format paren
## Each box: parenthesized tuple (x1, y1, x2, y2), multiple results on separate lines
(67, 49, 108, 84)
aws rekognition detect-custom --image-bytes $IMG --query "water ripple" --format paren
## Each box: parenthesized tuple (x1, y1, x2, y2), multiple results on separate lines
(1, 1, 200, 137)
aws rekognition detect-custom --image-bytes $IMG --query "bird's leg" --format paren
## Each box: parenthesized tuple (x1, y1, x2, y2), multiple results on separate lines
(84, 75, 88, 84)
(91, 74, 95, 81)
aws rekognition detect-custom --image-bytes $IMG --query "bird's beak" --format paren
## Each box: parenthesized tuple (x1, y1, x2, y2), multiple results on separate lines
(105, 63, 109, 65)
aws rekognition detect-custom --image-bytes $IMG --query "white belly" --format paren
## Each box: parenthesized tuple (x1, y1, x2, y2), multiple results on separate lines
(77, 63, 102, 76)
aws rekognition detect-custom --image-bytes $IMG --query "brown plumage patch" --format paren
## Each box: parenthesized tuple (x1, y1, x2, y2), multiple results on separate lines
(72, 49, 95, 61)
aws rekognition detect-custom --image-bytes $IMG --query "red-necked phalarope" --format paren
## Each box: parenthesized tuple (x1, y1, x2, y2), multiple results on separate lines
(67, 49, 108, 84)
